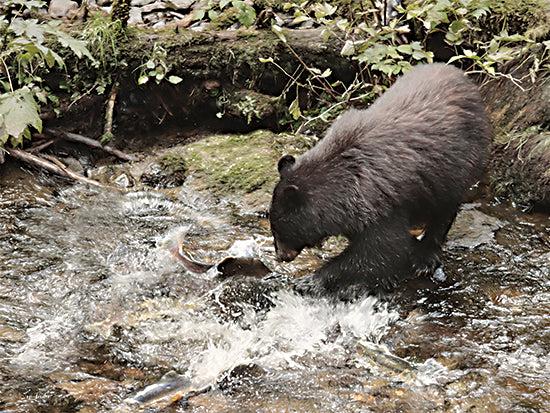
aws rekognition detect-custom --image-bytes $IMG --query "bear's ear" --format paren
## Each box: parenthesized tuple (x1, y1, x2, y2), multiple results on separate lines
(277, 154, 296, 177)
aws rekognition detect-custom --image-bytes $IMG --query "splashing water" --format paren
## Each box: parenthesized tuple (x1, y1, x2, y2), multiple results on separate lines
(1, 169, 549, 412)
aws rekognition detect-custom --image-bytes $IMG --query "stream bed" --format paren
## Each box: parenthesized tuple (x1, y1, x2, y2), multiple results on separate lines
(0, 163, 549, 412)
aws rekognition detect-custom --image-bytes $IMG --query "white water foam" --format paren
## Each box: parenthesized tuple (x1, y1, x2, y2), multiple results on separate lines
(143, 290, 400, 387)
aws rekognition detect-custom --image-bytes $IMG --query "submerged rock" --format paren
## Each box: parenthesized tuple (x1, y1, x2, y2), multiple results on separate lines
(446, 205, 506, 249)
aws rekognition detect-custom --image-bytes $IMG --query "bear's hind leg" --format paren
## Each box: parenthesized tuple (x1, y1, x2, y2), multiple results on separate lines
(411, 207, 458, 277)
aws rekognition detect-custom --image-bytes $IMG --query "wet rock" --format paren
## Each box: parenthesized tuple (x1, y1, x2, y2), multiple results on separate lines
(56, 377, 121, 403)
(62, 156, 84, 174)
(114, 173, 135, 188)
(446, 206, 506, 249)
(48, 0, 78, 18)
(139, 153, 187, 188)
(0, 325, 26, 342)
(217, 363, 267, 392)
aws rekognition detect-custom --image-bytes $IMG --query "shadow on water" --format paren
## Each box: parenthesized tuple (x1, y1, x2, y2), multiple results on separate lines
(0, 164, 549, 412)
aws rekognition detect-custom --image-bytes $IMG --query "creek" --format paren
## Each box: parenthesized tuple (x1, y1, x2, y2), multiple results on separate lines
(0, 161, 549, 412)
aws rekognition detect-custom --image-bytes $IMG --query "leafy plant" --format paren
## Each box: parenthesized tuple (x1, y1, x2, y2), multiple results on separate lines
(136, 43, 183, 85)
(263, 0, 542, 131)
(0, 0, 94, 148)
(77, 11, 127, 95)
(195, 0, 257, 28)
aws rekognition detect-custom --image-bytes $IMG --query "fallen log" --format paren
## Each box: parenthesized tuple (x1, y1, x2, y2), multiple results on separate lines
(45, 128, 139, 162)
(6, 148, 118, 190)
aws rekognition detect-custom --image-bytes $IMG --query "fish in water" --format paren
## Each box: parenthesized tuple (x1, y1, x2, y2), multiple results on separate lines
(117, 371, 210, 411)
(168, 239, 271, 278)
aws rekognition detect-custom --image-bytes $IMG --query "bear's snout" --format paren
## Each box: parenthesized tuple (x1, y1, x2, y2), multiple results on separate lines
(275, 245, 300, 262)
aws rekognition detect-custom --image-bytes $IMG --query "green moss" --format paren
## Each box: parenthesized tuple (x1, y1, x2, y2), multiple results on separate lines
(184, 130, 316, 197)
(157, 152, 187, 172)
(207, 8, 239, 30)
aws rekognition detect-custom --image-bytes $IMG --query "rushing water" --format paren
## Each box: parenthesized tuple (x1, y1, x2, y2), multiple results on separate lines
(0, 164, 549, 412)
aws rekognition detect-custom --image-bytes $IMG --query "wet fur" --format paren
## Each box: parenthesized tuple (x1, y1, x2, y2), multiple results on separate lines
(269, 63, 493, 295)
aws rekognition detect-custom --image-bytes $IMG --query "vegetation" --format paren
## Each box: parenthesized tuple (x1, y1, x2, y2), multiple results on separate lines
(0, 0, 94, 148)
(1, 0, 549, 152)
(263, 0, 548, 128)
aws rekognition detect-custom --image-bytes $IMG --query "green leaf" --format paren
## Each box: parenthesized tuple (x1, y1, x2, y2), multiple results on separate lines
(208, 9, 218, 20)
(52, 28, 94, 61)
(272, 25, 287, 43)
(321, 28, 331, 42)
(10, 19, 45, 43)
(0, 87, 42, 146)
(341, 40, 356, 56)
(194, 9, 206, 21)
(320, 68, 332, 78)
(293, 15, 310, 24)
(314, 2, 337, 19)
(168, 75, 183, 84)
(7, 0, 45, 9)
(138, 75, 149, 85)
(449, 19, 465, 34)
(234, 1, 256, 28)
(396, 44, 413, 54)
(259, 57, 274, 63)
(289, 97, 301, 119)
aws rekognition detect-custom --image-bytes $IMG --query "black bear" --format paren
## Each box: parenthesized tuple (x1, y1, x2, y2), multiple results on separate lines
(269, 63, 493, 296)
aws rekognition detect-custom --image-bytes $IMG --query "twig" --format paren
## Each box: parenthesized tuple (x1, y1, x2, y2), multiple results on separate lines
(282, 41, 341, 104)
(6, 148, 120, 190)
(28, 139, 56, 153)
(45, 128, 138, 162)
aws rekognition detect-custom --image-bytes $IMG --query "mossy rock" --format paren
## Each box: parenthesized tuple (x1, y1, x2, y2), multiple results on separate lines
(183, 130, 317, 209)
(489, 130, 550, 210)
(139, 153, 188, 188)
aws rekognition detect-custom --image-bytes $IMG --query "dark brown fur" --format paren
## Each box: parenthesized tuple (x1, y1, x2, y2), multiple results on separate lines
(269, 64, 493, 296)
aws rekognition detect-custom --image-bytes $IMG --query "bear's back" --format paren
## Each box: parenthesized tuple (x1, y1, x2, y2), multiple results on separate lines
(295, 63, 492, 216)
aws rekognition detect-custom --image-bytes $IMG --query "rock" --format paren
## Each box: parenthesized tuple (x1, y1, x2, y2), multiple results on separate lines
(131, 0, 157, 6)
(152, 19, 166, 29)
(165, 0, 194, 9)
(139, 153, 187, 188)
(114, 173, 135, 188)
(483, 51, 550, 210)
(48, 0, 78, 18)
(446, 206, 506, 249)
(490, 131, 550, 210)
(128, 7, 144, 25)
(142, 1, 167, 12)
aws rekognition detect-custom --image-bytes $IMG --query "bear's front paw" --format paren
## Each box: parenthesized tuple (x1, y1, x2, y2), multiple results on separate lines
(412, 253, 441, 278)
(291, 274, 325, 297)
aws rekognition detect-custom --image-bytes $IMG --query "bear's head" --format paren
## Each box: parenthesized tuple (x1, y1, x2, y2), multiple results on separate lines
(269, 154, 326, 262)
